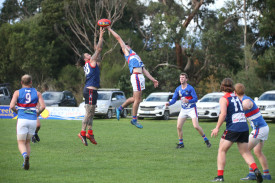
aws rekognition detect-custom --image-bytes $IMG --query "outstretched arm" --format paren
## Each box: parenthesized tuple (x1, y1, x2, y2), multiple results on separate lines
(143, 68, 158, 88)
(91, 27, 105, 62)
(107, 26, 129, 56)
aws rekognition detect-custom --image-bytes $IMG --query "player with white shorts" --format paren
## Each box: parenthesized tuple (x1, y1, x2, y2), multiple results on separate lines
(131, 73, 145, 91)
(17, 119, 37, 140)
(235, 83, 271, 180)
(166, 73, 211, 149)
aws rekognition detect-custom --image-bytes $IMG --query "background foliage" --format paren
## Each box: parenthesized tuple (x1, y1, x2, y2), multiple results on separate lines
(0, 0, 274, 103)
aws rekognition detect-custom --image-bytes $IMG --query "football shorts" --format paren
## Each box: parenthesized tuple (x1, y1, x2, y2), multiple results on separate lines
(250, 125, 269, 141)
(221, 130, 249, 143)
(178, 107, 198, 119)
(131, 73, 145, 92)
(83, 88, 98, 105)
(17, 119, 37, 137)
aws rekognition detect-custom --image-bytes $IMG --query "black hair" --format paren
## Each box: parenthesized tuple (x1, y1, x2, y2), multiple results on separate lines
(76, 53, 86, 67)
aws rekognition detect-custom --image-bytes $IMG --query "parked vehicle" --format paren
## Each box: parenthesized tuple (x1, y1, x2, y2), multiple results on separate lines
(79, 89, 127, 119)
(255, 90, 275, 120)
(0, 84, 12, 105)
(137, 92, 181, 120)
(42, 91, 77, 107)
(196, 92, 224, 119)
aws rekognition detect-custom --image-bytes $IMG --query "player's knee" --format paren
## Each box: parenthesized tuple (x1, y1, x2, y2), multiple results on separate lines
(193, 125, 200, 130)
(254, 149, 262, 157)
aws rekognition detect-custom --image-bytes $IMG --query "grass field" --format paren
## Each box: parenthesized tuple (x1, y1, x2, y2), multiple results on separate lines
(0, 118, 274, 183)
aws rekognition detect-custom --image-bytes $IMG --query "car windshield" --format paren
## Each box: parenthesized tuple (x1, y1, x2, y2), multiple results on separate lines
(200, 95, 222, 103)
(98, 93, 111, 100)
(259, 93, 275, 101)
(146, 94, 169, 102)
(42, 92, 63, 101)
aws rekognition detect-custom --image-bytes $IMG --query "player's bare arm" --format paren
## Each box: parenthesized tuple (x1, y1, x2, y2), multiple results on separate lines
(143, 68, 158, 88)
(211, 97, 227, 137)
(10, 90, 19, 114)
(106, 27, 129, 56)
(91, 27, 105, 64)
(242, 99, 253, 111)
(37, 92, 45, 116)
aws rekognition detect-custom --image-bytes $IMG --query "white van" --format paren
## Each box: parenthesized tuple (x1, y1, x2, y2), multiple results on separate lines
(137, 92, 181, 120)
(255, 90, 275, 120)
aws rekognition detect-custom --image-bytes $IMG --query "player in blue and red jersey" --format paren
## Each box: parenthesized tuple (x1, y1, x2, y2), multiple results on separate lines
(107, 26, 158, 129)
(77, 27, 105, 146)
(211, 78, 263, 182)
(10, 74, 45, 170)
(235, 83, 271, 181)
(166, 73, 211, 148)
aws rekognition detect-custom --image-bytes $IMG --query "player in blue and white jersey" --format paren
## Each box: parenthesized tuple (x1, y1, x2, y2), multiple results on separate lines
(235, 83, 271, 181)
(76, 27, 105, 146)
(211, 78, 262, 182)
(10, 74, 45, 170)
(107, 27, 159, 129)
(166, 73, 211, 148)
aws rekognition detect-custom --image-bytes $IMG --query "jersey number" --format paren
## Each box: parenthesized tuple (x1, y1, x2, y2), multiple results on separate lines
(84, 63, 90, 75)
(231, 97, 243, 112)
(25, 93, 31, 103)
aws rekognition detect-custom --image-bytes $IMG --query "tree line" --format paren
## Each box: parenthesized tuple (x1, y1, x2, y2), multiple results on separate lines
(0, 0, 274, 104)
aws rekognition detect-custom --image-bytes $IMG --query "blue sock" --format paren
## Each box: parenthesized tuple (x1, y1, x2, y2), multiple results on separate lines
(263, 169, 270, 175)
(179, 139, 183, 144)
(118, 106, 124, 111)
(132, 116, 137, 122)
(202, 134, 208, 141)
(22, 152, 27, 158)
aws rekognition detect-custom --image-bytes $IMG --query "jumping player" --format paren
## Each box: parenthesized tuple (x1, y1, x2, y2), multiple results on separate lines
(211, 78, 262, 182)
(166, 73, 211, 148)
(235, 83, 271, 180)
(10, 74, 45, 170)
(107, 26, 158, 129)
(77, 27, 105, 146)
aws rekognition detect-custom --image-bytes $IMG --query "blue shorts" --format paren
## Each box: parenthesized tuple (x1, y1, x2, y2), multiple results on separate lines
(83, 88, 98, 105)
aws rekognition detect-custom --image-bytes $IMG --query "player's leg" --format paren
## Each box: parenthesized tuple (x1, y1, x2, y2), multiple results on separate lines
(176, 116, 186, 148)
(32, 118, 41, 143)
(130, 90, 143, 128)
(86, 104, 97, 145)
(116, 97, 134, 120)
(189, 108, 211, 147)
(212, 138, 233, 182)
(238, 142, 263, 182)
(253, 142, 271, 180)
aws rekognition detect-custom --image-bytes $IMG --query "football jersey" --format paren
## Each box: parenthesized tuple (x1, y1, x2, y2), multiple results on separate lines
(84, 61, 100, 88)
(169, 84, 198, 109)
(242, 95, 267, 130)
(124, 49, 144, 74)
(17, 87, 38, 120)
(223, 93, 248, 132)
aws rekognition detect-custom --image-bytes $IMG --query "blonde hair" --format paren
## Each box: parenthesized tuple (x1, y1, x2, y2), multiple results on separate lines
(21, 74, 32, 86)
(234, 83, 245, 95)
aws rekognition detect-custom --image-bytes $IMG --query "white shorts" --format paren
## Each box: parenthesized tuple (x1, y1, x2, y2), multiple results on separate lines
(17, 119, 37, 135)
(178, 107, 198, 119)
(250, 125, 269, 141)
(131, 73, 145, 92)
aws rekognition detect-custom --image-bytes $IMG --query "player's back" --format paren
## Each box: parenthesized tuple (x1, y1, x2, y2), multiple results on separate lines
(224, 92, 248, 132)
(17, 87, 38, 120)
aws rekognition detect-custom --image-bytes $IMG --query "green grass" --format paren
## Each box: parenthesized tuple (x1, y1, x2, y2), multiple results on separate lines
(0, 118, 274, 183)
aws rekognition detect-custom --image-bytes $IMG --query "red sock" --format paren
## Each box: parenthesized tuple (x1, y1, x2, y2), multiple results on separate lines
(81, 130, 86, 136)
(250, 163, 258, 171)
(88, 130, 93, 135)
(218, 170, 224, 176)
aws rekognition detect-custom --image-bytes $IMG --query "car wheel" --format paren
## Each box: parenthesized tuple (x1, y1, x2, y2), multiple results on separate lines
(106, 109, 113, 119)
(163, 111, 170, 120)
(121, 109, 128, 118)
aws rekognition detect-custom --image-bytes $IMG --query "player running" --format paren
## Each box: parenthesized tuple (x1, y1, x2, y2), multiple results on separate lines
(10, 74, 45, 170)
(166, 73, 211, 148)
(235, 83, 271, 181)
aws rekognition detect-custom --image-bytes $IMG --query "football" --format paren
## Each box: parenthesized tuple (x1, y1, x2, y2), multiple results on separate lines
(97, 19, 111, 27)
